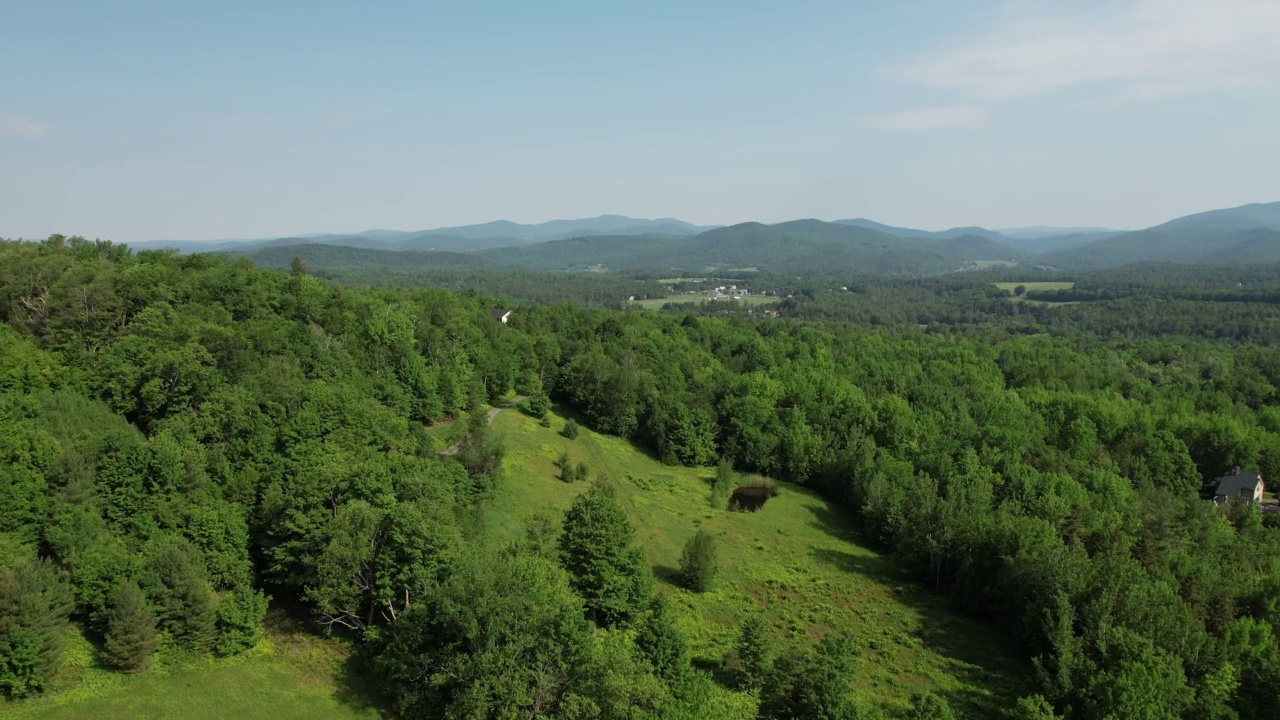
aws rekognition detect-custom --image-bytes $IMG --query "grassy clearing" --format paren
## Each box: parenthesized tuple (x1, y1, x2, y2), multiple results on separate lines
(993, 281, 1078, 306)
(992, 281, 1075, 293)
(3, 616, 382, 720)
(483, 406, 1034, 717)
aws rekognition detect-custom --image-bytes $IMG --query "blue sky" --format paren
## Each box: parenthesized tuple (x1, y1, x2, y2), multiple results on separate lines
(3, 0, 1278, 240)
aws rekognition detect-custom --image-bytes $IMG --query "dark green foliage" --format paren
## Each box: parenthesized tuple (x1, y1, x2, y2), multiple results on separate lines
(635, 596, 690, 682)
(679, 530, 718, 593)
(1013, 695, 1062, 719)
(371, 550, 597, 719)
(761, 632, 862, 720)
(558, 482, 652, 626)
(7, 237, 1280, 717)
(556, 451, 588, 483)
(730, 614, 776, 692)
(102, 580, 158, 672)
(143, 536, 218, 652)
(0, 559, 74, 698)
(453, 411, 504, 485)
(906, 692, 957, 720)
(561, 418, 579, 439)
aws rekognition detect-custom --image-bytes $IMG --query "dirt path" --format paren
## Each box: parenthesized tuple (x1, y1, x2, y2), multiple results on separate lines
(439, 396, 526, 457)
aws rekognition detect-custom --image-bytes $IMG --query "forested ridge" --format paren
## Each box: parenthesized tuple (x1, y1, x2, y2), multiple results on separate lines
(4, 236, 1280, 720)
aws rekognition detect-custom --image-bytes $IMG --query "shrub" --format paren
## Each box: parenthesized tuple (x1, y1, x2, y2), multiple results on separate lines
(679, 531, 718, 593)
(561, 419, 579, 439)
(523, 394, 550, 419)
(711, 460, 736, 509)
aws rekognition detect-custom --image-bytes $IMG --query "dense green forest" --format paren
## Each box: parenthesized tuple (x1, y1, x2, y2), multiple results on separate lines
(5, 235, 1280, 719)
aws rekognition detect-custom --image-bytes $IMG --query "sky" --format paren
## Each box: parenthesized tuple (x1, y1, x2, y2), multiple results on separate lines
(2, 0, 1278, 241)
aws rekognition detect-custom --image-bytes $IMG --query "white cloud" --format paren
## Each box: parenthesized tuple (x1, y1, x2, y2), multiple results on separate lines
(890, 0, 1280, 99)
(867, 105, 990, 131)
(0, 114, 48, 140)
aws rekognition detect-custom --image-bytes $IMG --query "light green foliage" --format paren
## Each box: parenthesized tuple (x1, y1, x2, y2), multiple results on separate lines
(372, 550, 597, 719)
(635, 596, 691, 683)
(102, 580, 158, 672)
(559, 482, 653, 627)
(482, 404, 1034, 713)
(214, 586, 268, 655)
(8, 238, 1280, 720)
(679, 530, 719, 593)
(711, 460, 736, 509)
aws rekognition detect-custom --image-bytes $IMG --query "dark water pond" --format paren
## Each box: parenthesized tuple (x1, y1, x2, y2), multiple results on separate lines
(729, 485, 775, 512)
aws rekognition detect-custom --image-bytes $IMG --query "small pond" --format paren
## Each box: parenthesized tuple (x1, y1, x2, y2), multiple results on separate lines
(729, 485, 775, 512)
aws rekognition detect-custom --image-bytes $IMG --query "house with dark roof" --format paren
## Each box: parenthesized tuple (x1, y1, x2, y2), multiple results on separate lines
(1213, 468, 1264, 504)
(490, 309, 511, 324)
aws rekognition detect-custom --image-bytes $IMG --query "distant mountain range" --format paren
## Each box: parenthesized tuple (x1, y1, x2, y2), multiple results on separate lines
(1038, 202, 1280, 269)
(131, 215, 716, 255)
(139, 201, 1280, 276)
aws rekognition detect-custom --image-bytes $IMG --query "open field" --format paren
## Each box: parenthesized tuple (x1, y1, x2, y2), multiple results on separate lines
(481, 406, 1034, 717)
(992, 281, 1075, 293)
(631, 295, 779, 310)
(993, 281, 1079, 306)
(3, 617, 382, 720)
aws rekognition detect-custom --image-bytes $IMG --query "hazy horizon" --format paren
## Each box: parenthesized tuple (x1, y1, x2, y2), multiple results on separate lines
(4, 1, 1278, 241)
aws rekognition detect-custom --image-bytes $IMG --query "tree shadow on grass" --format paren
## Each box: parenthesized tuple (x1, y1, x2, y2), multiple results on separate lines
(653, 563, 683, 586)
(691, 655, 740, 690)
(261, 612, 391, 717)
(806, 512, 1035, 719)
(334, 655, 391, 718)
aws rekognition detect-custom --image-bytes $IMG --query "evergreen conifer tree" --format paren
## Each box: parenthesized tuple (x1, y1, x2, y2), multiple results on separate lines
(103, 580, 158, 673)
(733, 613, 776, 692)
(679, 530, 718, 593)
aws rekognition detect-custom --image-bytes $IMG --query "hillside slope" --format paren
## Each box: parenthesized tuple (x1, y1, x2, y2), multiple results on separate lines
(477, 220, 1022, 274)
(475, 405, 1033, 716)
(1044, 201, 1280, 268)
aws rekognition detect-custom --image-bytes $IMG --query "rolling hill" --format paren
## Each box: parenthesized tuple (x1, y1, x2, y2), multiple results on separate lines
(1042, 201, 1280, 269)
(835, 218, 1117, 254)
(241, 243, 495, 271)
(129, 215, 716, 255)
(476, 219, 1022, 274)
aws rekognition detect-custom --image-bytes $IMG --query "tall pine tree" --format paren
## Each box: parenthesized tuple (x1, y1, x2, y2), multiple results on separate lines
(103, 580, 158, 673)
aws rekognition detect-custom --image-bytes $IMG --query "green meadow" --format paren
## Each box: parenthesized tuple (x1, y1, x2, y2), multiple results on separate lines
(3, 618, 382, 720)
(482, 405, 1034, 717)
(992, 281, 1076, 293)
